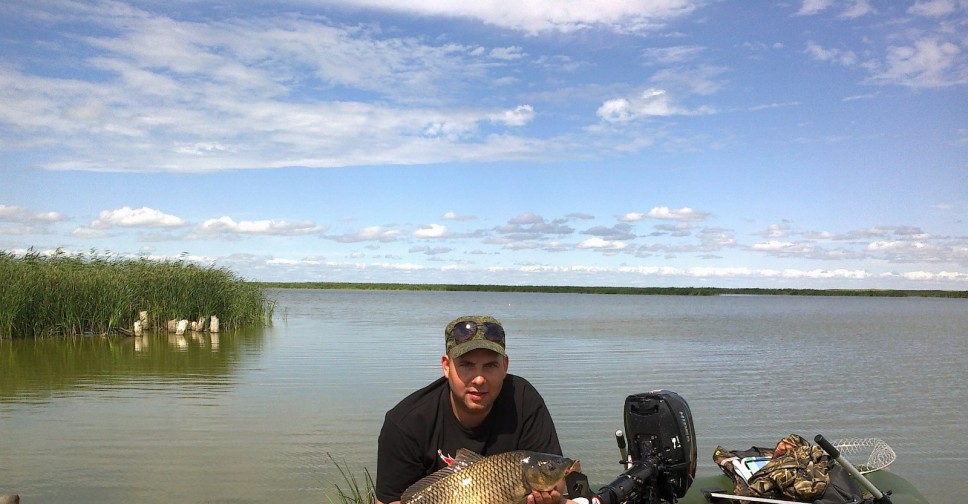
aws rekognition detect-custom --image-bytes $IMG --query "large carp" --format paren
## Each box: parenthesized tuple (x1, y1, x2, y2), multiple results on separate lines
(401, 449, 577, 504)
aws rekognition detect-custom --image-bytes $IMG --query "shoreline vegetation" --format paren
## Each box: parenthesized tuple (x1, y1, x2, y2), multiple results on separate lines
(259, 282, 968, 298)
(2, 250, 273, 339)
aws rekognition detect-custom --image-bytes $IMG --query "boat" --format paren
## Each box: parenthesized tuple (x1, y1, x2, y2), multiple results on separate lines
(576, 391, 928, 504)
(681, 470, 929, 504)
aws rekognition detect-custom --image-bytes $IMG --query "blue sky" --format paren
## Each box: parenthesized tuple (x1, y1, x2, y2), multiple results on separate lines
(2, 0, 966, 289)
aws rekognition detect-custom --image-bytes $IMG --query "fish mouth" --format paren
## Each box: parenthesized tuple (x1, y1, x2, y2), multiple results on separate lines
(526, 457, 581, 492)
(567, 459, 580, 473)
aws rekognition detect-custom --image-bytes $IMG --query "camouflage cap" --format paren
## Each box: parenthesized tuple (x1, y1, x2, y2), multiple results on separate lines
(445, 315, 506, 358)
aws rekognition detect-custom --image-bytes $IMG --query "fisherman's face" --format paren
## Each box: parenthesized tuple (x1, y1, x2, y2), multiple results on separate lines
(443, 348, 508, 424)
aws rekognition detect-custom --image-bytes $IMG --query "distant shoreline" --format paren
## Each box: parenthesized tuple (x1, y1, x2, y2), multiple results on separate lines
(255, 282, 968, 299)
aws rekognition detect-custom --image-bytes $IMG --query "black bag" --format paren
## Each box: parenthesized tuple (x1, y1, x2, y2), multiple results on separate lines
(815, 464, 870, 504)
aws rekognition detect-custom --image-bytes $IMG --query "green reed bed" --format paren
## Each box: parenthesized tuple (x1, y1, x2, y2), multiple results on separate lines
(0, 249, 273, 339)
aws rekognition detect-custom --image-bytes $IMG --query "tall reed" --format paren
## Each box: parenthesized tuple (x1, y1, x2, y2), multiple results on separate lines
(328, 454, 375, 504)
(1, 249, 273, 339)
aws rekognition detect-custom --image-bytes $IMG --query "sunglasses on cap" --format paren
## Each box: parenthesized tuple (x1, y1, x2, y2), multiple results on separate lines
(449, 320, 505, 343)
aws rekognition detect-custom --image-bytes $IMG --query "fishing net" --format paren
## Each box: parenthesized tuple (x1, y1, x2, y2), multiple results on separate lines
(831, 438, 896, 473)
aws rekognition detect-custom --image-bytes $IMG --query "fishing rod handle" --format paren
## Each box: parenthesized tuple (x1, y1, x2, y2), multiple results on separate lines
(814, 435, 841, 458)
(815, 435, 892, 504)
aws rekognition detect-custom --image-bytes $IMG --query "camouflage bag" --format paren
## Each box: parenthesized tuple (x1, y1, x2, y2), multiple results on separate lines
(713, 434, 831, 502)
(747, 434, 830, 501)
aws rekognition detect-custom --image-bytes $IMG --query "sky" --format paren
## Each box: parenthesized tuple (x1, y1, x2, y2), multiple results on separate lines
(1, 0, 967, 289)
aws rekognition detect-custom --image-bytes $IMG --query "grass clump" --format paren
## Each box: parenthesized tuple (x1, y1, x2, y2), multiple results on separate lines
(1, 248, 273, 339)
(328, 453, 375, 504)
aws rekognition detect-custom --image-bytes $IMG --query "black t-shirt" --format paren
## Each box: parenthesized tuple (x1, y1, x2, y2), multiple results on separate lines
(375, 374, 563, 503)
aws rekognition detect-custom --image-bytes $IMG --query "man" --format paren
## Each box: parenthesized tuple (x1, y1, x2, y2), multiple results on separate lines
(376, 315, 574, 504)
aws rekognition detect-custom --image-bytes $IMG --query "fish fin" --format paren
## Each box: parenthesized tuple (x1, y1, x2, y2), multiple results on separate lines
(401, 450, 485, 503)
(452, 448, 484, 467)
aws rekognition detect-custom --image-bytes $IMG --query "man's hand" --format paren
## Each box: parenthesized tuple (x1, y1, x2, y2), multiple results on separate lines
(526, 489, 578, 504)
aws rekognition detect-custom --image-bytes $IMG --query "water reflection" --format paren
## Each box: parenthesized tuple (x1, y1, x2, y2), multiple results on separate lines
(0, 327, 265, 403)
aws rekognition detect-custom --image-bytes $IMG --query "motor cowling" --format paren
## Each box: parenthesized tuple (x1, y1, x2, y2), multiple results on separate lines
(623, 390, 697, 503)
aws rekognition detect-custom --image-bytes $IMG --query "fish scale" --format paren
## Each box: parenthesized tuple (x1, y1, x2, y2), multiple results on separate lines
(401, 450, 575, 504)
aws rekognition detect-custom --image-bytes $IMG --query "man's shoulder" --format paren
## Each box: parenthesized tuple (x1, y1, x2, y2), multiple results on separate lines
(494, 373, 550, 416)
(505, 373, 535, 387)
(385, 376, 448, 421)
(503, 373, 544, 398)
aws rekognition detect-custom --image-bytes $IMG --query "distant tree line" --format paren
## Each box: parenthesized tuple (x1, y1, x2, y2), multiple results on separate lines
(256, 282, 968, 298)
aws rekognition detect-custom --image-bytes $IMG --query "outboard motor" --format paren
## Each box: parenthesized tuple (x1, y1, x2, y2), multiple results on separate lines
(592, 390, 697, 504)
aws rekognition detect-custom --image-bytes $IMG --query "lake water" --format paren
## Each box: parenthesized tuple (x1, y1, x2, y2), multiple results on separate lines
(1, 289, 965, 503)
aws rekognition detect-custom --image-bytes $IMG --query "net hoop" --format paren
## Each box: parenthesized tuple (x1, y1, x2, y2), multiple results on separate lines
(831, 438, 896, 474)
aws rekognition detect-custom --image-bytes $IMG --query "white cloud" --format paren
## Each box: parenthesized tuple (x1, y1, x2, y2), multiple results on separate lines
(752, 240, 798, 252)
(795, 0, 833, 16)
(0, 6, 572, 174)
(787, 268, 869, 279)
(619, 208, 707, 223)
(869, 38, 965, 87)
(577, 237, 629, 250)
(195, 217, 325, 236)
(699, 228, 736, 248)
(597, 88, 715, 123)
(371, 261, 426, 271)
(61, 101, 109, 121)
(898, 270, 968, 281)
(498, 213, 575, 240)
(409, 245, 453, 255)
(71, 227, 112, 239)
(647, 206, 707, 221)
(597, 98, 634, 123)
(328, 0, 699, 34)
(642, 45, 704, 65)
(842, 93, 877, 102)
(840, 0, 875, 18)
(908, 0, 964, 17)
(634, 89, 685, 117)
(90, 206, 186, 229)
(616, 265, 870, 281)
(267, 257, 324, 266)
(174, 142, 235, 155)
(0, 204, 67, 223)
(650, 65, 727, 96)
(489, 46, 525, 60)
(414, 224, 447, 238)
(490, 105, 535, 127)
(330, 226, 403, 243)
(806, 35, 964, 89)
(805, 42, 857, 66)
(443, 212, 475, 221)
(762, 224, 791, 238)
